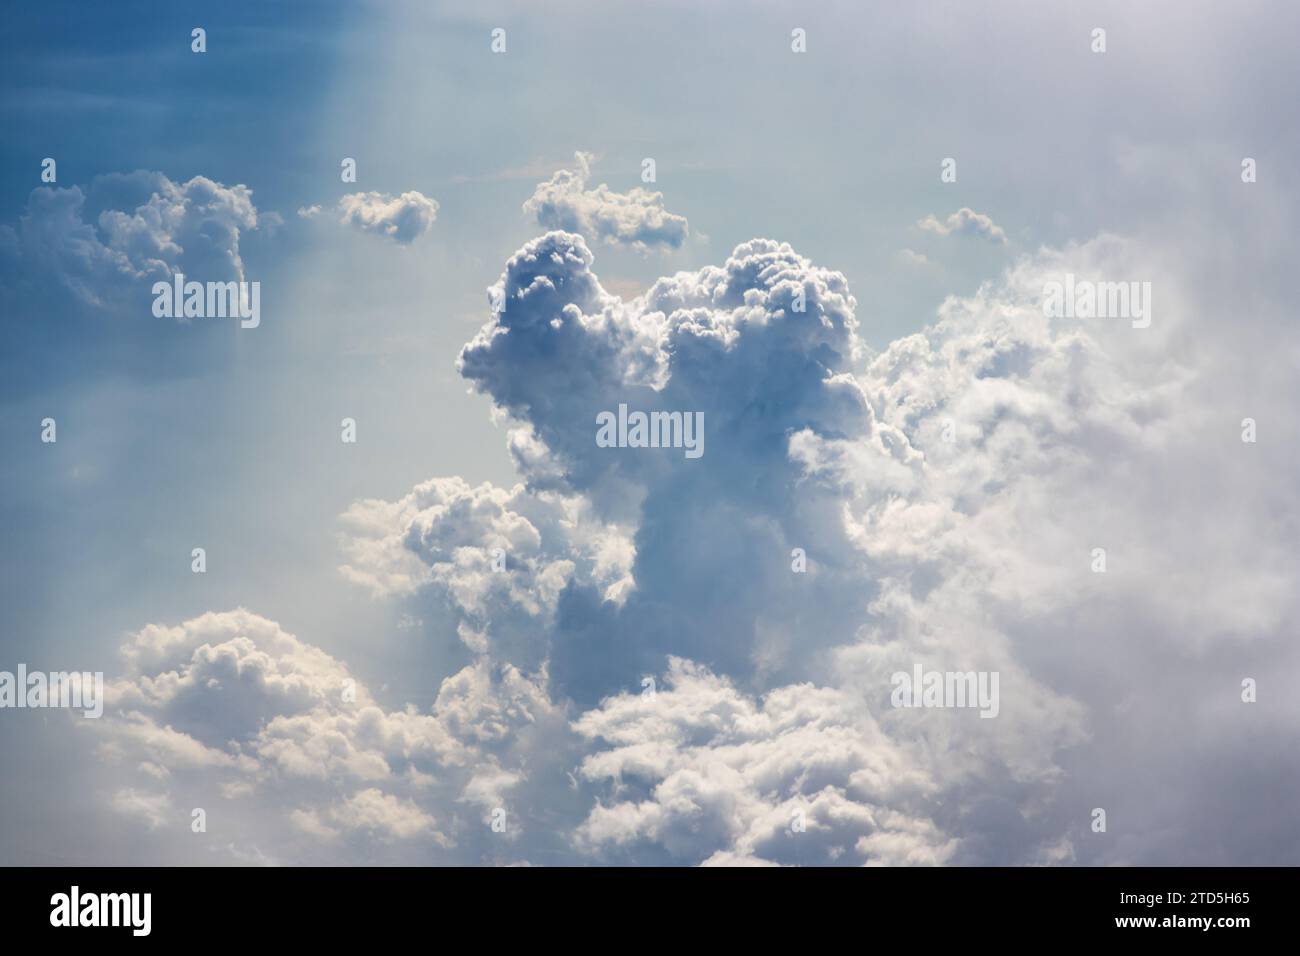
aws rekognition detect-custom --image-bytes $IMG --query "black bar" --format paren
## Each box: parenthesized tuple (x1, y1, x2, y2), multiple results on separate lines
(0, 866, 1284, 941)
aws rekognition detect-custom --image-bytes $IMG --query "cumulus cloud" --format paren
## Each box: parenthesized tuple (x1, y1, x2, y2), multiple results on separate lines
(304, 788, 446, 844)
(91, 227, 1300, 865)
(338, 476, 634, 670)
(573, 657, 954, 865)
(523, 152, 688, 251)
(0, 170, 261, 316)
(90, 609, 580, 862)
(335, 190, 438, 243)
(339, 230, 1100, 863)
(917, 207, 1007, 244)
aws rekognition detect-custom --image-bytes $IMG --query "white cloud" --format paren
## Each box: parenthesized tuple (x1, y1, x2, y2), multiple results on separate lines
(336, 190, 438, 243)
(523, 152, 688, 251)
(573, 657, 953, 865)
(92, 609, 571, 861)
(324, 788, 448, 843)
(0, 171, 261, 315)
(111, 788, 173, 830)
(338, 476, 634, 667)
(917, 207, 1007, 244)
(89, 228, 1300, 865)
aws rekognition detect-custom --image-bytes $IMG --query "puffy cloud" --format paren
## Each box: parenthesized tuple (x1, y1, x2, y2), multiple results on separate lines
(917, 207, 1007, 244)
(334, 230, 1097, 864)
(338, 476, 634, 669)
(0, 171, 261, 316)
(523, 152, 688, 251)
(336, 190, 438, 243)
(798, 233, 1300, 863)
(310, 788, 447, 844)
(573, 657, 953, 865)
(841, 234, 1294, 647)
(451, 232, 882, 703)
(459, 231, 864, 509)
(91, 227, 1300, 865)
(91, 609, 575, 862)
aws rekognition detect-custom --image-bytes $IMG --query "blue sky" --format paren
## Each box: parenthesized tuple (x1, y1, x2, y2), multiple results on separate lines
(2, 0, 1298, 865)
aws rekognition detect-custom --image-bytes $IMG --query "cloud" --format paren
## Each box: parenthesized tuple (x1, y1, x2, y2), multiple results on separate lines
(111, 788, 173, 830)
(917, 207, 1007, 244)
(335, 190, 438, 243)
(572, 657, 953, 865)
(338, 475, 634, 669)
(313, 788, 447, 843)
(523, 152, 688, 251)
(0, 170, 261, 316)
(344, 230, 1093, 863)
(90, 228, 1300, 865)
(91, 609, 575, 862)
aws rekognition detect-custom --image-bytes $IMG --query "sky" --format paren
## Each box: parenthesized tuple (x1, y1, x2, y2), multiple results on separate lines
(1, 0, 1297, 865)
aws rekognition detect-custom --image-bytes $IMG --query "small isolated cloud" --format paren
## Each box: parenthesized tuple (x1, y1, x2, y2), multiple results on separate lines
(523, 152, 688, 251)
(297, 204, 322, 219)
(917, 207, 1007, 244)
(336, 190, 438, 244)
(897, 248, 931, 267)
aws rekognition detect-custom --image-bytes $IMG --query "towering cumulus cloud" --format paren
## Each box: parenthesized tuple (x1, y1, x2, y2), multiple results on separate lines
(93, 229, 1300, 865)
